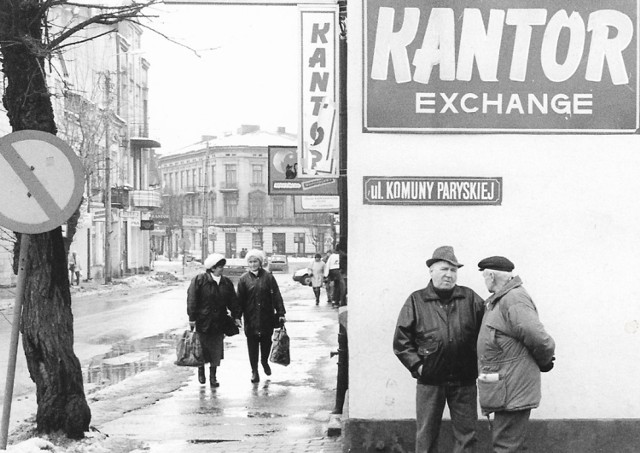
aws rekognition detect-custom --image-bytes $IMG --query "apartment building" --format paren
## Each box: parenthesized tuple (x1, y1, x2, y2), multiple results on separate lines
(156, 125, 334, 261)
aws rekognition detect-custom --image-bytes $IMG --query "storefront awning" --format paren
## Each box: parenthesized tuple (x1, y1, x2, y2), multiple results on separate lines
(130, 137, 161, 148)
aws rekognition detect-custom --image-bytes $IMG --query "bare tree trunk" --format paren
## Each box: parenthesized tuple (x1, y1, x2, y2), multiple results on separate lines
(0, 1, 91, 439)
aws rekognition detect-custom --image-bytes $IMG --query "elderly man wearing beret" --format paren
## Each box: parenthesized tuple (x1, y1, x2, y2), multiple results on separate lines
(394, 246, 485, 453)
(477, 256, 555, 453)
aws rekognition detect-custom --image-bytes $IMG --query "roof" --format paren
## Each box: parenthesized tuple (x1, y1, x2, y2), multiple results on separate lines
(158, 129, 297, 158)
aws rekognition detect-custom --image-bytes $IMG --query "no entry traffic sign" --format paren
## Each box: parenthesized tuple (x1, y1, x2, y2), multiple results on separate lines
(0, 130, 84, 234)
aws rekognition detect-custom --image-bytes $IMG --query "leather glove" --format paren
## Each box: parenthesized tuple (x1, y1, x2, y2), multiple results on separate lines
(539, 356, 555, 372)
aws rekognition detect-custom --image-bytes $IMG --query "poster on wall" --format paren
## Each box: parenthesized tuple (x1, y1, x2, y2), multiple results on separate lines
(294, 195, 340, 213)
(364, 0, 639, 133)
(299, 4, 340, 175)
(268, 146, 338, 195)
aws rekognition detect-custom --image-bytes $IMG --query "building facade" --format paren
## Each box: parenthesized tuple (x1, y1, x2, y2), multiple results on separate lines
(157, 126, 334, 261)
(48, 8, 161, 281)
(345, 0, 640, 451)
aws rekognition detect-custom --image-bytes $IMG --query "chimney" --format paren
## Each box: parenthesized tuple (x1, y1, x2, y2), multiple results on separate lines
(201, 135, 216, 142)
(237, 124, 260, 135)
(277, 126, 286, 134)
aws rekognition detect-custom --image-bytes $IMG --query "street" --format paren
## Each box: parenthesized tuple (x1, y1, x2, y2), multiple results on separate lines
(0, 268, 343, 451)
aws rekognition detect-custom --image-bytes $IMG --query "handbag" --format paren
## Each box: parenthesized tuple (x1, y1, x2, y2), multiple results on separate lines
(174, 329, 205, 367)
(221, 313, 239, 337)
(269, 326, 290, 366)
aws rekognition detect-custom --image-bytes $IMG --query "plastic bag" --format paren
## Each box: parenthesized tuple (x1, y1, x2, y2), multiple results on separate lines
(175, 329, 205, 367)
(269, 326, 290, 366)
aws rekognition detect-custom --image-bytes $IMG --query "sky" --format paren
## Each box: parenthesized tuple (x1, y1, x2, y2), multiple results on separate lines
(144, 3, 300, 154)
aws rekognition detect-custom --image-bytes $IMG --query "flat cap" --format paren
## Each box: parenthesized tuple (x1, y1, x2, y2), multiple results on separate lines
(478, 256, 515, 272)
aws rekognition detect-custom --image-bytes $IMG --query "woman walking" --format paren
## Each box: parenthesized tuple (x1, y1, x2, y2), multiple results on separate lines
(187, 253, 241, 387)
(237, 249, 286, 383)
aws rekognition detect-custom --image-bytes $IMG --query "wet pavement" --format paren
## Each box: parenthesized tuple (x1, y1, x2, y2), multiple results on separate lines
(91, 273, 344, 452)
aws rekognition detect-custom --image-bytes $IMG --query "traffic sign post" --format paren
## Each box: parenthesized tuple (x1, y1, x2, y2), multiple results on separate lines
(0, 130, 84, 449)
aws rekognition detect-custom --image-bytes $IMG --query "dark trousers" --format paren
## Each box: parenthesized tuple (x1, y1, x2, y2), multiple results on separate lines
(246, 333, 272, 371)
(416, 383, 478, 453)
(492, 409, 531, 453)
(328, 269, 346, 306)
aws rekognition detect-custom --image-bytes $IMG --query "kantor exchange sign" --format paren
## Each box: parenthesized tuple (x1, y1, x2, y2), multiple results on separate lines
(364, 0, 639, 133)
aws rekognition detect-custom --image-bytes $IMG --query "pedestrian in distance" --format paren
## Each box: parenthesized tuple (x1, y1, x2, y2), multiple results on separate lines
(187, 253, 241, 388)
(310, 253, 325, 305)
(393, 245, 485, 453)
(68, 250, 81, 286)
(476, 256, 555, 453)
(324, 246, 345, 307)
(237, 249, 286, 384)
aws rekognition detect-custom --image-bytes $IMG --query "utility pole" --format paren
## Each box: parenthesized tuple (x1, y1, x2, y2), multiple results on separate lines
(201, 147, 210, 263)
(104, 72, 112, 284)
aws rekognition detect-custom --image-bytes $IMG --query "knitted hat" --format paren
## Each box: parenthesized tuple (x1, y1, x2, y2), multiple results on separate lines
(245, 249, 265, 265)
(204, 253, 226, 270)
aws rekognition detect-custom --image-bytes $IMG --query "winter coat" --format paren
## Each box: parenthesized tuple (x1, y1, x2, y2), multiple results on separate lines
(310, 260, 325, 287)
(394, 281, 485, 386)
(187, 272, 240, 334)
(237, 268, 286, 336)
(476, 276, 555, 414)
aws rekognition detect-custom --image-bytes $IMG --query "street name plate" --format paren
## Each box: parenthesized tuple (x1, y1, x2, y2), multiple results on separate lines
(363, 176, 502, 205)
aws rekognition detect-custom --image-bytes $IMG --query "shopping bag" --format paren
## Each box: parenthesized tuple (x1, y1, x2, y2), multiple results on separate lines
(174, 329, 205, 367)
(222, 314, 239, 337)
(269, 326, 290, 366)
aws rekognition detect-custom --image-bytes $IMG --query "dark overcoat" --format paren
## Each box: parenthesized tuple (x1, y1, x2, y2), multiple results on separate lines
(237, 268, 286, 337)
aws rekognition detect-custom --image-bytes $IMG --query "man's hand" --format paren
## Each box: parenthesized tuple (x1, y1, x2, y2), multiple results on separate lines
(539, 356, 555, 372)
(279, 316, 286, 326)
(189, 321, 196, 331)
(235, 318, 243, 328)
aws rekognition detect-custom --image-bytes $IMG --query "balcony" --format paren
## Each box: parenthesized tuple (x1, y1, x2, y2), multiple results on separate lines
(130, 190, 162, 209)
(219, 181, 239, 192)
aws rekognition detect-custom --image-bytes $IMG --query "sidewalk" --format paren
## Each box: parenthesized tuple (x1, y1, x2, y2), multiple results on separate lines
(4, 266, 345, 453)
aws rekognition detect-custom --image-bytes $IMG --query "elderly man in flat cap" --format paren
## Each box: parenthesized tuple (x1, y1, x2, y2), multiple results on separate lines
(477, 256, 555, 453)
(394, 246, 485, 453)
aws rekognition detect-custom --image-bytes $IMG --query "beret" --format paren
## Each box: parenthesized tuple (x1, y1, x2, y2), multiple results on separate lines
(478, 256, 515, 272)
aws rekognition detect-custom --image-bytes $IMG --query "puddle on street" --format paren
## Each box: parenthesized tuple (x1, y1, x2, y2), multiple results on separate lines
(84, 332, 176, 386)
(187, 439, 239, 444)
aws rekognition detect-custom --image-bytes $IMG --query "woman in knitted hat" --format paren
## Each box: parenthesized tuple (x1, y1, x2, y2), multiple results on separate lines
(187, 253, 241, 387)
(237, 249, 287, 383)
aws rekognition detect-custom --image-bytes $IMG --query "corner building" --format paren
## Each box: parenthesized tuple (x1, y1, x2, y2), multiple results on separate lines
(157, 125, 333, 260)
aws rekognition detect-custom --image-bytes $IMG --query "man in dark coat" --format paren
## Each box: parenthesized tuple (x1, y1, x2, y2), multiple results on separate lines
(394, 246, 485, 453)
(237, 249, 286, 383)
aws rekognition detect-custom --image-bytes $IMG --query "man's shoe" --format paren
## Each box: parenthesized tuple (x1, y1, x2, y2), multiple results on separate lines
(251, 370, 260, 383)
(197, 366, 206, 384)
(262, 362, 272, 376)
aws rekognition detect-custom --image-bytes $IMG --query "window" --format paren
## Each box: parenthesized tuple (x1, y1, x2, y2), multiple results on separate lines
(272, 233, 286, 254)
(273, 197, 285, 218)
(294, 232, 305, 255)
(225, 164, 237, 188)
(192, 169, 197, 187)
(252, 165, 263, 184)
(210, 164, 216, 186)
(198, 168, 202, 187)
(252, 232, 262, 249)
(224, 196, 238, 217)
(249, 192, 266, 219)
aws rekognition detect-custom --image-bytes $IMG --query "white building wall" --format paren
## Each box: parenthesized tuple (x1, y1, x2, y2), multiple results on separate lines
(348, 0, 640, 421)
